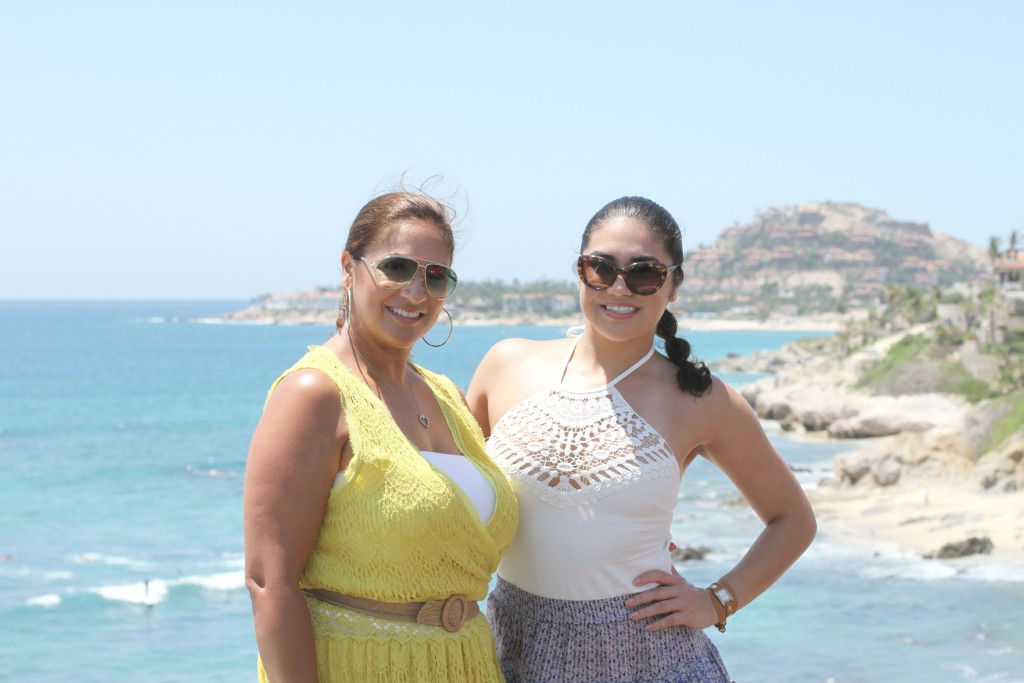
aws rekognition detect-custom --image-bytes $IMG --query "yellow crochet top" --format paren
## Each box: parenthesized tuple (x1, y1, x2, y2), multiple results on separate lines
(257, 346, 518, 683)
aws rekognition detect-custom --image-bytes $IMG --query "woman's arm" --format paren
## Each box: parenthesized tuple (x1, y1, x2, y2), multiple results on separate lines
(243, 370, 345, 682)
(629, 377, 816, 631)
(703, 378, 816, 604)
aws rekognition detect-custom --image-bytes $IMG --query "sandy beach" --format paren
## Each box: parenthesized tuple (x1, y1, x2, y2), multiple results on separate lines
(809, 480, 1024, 571)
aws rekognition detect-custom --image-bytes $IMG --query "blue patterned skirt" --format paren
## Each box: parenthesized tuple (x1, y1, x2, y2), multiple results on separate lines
(488, 577, 732, 683)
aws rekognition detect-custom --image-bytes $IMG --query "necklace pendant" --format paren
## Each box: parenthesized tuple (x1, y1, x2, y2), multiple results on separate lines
(418, 414, 430, 428)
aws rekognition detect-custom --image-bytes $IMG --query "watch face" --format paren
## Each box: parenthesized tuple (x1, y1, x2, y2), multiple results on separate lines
(715, 587, 733, 604)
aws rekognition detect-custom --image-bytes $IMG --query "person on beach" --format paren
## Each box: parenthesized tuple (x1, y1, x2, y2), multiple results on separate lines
(467, 196, 817, 682)
(244, 190, 518, 682)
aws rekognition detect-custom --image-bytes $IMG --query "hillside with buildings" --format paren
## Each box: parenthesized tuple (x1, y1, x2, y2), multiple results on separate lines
(682, 202, 991, 316)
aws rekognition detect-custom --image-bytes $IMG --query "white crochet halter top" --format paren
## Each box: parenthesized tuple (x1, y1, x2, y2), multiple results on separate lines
(487, 331, 682, 600)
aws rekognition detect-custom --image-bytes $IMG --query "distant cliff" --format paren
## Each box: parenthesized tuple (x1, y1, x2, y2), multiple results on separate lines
(682, 202, 991, 315)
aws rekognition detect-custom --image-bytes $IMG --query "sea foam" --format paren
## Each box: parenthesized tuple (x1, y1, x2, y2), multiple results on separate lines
(26, 593, 62, 608)
(92, 579, 168, 605)
(73, 552, 152, 570)
(170, 570, 246, 591)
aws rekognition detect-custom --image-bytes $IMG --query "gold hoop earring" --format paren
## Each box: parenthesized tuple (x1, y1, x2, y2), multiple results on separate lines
(336, 289, 351, 330)
(422, 308, 453, 348)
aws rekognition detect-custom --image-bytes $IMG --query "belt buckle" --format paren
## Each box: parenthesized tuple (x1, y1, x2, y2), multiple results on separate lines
(439, 594, 470, 632)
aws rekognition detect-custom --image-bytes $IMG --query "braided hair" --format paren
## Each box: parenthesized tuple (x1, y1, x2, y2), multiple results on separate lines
(581, 196, 712, 397)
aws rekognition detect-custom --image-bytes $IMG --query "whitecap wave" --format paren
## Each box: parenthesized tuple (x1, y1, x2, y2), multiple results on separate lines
(802, 537, 861, 561)
(959, 564, 1024, 583)
(859, 561, 960, 581)
(854, 554, 1024, 583)
(73, 552, 152, 570)
(184, 464, 237, 478)
(170, 569, 245, 591)
(92, 579, 168, 605)
(26, 593, 62, 608)
(87, 568, 245, 606)
(191, 317, 275, 326)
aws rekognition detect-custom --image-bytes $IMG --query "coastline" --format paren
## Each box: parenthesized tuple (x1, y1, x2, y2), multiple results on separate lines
(808, 480, 1024, 575)
(733, 333, 1024, 575)
(215, 306, 846, 332)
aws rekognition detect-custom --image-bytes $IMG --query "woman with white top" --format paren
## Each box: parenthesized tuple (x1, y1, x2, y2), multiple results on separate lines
(467, 195, 816, 682)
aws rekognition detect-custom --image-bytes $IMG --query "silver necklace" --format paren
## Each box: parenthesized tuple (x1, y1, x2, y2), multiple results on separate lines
(348, 333, 429, 428)
(383, 369, 430, 429)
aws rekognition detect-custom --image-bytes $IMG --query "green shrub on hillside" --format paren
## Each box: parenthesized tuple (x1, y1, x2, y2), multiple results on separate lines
(937, 362, 992, 402)
(935, 323, 969, 347)
(857, 334, 930, 388)
(986, 389, 1024, 452)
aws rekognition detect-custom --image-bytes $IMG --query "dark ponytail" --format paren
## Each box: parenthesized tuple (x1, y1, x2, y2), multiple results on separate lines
(583, 196, 711, 397)
(656, 310, 711, 396)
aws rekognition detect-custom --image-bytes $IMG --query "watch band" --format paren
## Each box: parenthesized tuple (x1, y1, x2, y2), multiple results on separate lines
(708, 580, 738, 633)
(706, 587, 728, 632)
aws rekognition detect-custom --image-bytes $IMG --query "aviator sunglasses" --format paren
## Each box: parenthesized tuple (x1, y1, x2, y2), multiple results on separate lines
(359, 255, 459, 299)
(576, 254, 680, 296)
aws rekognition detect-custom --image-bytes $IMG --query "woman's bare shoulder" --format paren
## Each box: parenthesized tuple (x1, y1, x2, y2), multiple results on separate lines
(263, 368, 345, 425)
(480, 336, 571, 372)
(470, 337, 571, 424)
(702, 374, 753, 412)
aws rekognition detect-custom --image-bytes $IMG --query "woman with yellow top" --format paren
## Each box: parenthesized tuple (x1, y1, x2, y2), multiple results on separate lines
(243, 190, 518, 682)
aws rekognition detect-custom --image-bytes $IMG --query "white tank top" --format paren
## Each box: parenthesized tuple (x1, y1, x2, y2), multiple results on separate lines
(486, 334, 681, 600)
(333, 451, 495, 523)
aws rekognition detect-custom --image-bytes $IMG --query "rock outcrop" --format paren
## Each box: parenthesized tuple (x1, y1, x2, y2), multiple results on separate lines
(670, 546, 711, 562)
(832, 432, 974, 487)
(925, 536, 994, 559)
(736, 325, 969, 442)
(971, 437, 1024, 492)
(733, 325, 1021, 491)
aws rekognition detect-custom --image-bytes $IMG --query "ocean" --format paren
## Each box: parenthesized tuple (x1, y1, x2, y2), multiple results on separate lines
(1, 300, 1021, 682)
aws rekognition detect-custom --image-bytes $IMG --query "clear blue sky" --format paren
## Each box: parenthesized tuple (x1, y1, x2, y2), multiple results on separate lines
(2, 1, 1021, 299)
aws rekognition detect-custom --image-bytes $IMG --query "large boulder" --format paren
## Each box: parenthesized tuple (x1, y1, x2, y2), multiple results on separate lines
(742, 376, 861, 431)
(833, 432, 974, 487)
(742, 373, 968, 439)
(826, 394, 968, 439)
(926, 537, 994, 559)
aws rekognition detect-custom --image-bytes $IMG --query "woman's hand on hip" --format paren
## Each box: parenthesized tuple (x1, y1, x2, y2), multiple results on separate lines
(624, 567, 718, 632)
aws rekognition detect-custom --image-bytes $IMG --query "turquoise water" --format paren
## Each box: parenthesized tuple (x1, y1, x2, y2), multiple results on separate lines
(1, 301, 1021, 682)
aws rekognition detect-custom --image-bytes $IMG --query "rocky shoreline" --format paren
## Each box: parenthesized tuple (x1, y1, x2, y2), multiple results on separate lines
(720, 327, 1024, 566)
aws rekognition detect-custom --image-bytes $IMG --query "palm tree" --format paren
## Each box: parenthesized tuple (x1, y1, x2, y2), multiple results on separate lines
(989, 236, 1002, 261)
(1009, 229, 1020, 254)
(883, 284, 905, 331)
